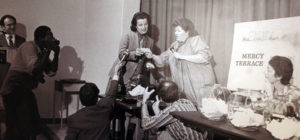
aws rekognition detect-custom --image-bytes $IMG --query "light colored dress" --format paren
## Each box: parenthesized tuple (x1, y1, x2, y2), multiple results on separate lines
(267, 85, 300, 117)
(159, 35, 216, 105)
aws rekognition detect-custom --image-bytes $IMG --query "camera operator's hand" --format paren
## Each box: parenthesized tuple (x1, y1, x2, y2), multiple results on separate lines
(52, 45, 60, 54)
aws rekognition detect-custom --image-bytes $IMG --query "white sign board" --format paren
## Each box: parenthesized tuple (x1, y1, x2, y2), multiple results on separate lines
(227, 17, 300, 91)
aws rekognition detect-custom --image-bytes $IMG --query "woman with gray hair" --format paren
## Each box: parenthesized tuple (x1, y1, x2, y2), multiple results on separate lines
(145, 18, 216, 106)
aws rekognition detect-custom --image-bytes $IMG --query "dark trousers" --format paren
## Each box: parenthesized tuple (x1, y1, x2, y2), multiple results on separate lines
(3, 88, 41, 140)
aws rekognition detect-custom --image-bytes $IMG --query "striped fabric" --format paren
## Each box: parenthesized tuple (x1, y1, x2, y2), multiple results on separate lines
(142, 99, 204, 140)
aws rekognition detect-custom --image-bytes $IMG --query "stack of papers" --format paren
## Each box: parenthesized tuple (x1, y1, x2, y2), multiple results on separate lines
(200, 98, 228, 120)
(230, 108, 264, 128)
(266, 118, 300, 139)
(128, 85, 146, 96)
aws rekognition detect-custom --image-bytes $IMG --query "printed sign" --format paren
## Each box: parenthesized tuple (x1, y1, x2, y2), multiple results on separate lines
(227, 16, 300, 90)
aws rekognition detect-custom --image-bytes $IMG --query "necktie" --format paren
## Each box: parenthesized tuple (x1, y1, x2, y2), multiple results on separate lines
(8, 35, 14, 48)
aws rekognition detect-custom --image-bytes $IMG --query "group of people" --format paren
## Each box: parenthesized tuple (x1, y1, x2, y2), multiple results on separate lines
(0, 11, 299, 140)
(0, 15, 60, 140)
(0, 12, 214, 140)
(108, 11, 216, 140)
(64, 11, 215, 140)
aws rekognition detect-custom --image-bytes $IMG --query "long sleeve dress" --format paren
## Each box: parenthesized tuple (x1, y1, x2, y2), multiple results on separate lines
(159, 35, 216, 105)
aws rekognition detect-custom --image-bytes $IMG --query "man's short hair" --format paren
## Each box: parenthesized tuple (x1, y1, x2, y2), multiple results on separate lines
(157, 80, 179, 103)
(0, 15, 16, 26)
(79, 83, 100, 106)
(34, 25, 51, 42)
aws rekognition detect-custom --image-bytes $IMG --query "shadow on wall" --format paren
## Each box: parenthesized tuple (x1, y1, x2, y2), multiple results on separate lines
(53, 46, 84, 117)
(150, 24, 161, 55)
(56, 46, 84, 79)
(151, 24, 171, 79)
(15, 23, 27, 39)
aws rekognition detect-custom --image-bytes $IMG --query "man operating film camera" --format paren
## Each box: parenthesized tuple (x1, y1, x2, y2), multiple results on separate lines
(0, 25, 60, 140)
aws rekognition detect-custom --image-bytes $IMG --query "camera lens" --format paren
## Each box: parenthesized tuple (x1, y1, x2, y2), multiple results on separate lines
(54, 40, 60, 45)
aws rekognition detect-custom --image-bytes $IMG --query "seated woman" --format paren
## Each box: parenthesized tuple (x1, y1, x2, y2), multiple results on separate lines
(265, 55, 300, 117)
(145, 18, 216, 106)
(141, 80, 206, 140)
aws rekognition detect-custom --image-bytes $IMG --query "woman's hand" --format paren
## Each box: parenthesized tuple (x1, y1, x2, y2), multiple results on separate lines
(173, 52, 184, 59)
(145, 62, 155, 70)
(136, 48, 144, 56)
(142, 48, 153, 59)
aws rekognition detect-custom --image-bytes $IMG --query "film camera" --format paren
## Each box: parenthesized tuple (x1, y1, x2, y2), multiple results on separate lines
(34, 39, 60, 83)
(46, 39, 60, 51)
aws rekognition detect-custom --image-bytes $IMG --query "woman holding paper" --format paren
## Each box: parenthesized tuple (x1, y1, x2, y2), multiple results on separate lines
(145, 18, 216, 105)
(106, 12, 162, 94)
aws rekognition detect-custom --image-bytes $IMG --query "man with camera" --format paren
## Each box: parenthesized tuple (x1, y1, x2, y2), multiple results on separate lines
(0, 25, 60, 140)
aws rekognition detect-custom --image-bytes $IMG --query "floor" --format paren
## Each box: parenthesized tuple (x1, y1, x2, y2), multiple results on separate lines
(35, 123, 227, 140)
(36, 124, 67, 140)
(35, 120, 142, 140)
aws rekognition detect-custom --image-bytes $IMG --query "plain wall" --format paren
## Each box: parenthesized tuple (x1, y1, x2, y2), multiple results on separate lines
(0, 0, 140, 118)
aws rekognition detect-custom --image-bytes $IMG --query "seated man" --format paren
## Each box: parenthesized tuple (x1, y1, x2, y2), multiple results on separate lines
(142, 80, 206, 140)
(64, 63, 121, 140)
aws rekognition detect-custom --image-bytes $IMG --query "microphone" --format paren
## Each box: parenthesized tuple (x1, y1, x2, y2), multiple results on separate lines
(169, 45, 175, 53)
(120, 50, 129, 62)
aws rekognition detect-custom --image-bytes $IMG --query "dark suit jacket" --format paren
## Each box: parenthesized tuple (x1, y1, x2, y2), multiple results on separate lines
(0, 34, 25, 63)
(109, 31, 154, 82)
(0, 34, 25, 48)
(64, 80, 118, 140)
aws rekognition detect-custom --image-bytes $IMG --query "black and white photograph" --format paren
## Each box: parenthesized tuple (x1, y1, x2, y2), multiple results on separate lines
(1, 0, 300, 140)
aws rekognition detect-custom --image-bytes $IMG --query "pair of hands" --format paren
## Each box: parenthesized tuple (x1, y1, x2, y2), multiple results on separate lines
(136, 48, 156, 69)
(135, 48, 153, 59)
(173, 52, 184, 59)
(142, 87, 161, 115)
(52, 45, 60, 54)
(137, 48, 183, 59)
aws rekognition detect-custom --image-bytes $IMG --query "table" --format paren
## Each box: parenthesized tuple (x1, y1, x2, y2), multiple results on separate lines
(53, 79, 85, 128)
(170, 111, 274, 140)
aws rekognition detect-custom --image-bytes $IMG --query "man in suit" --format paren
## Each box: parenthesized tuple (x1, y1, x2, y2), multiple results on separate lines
(0, 15, 25, 63)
